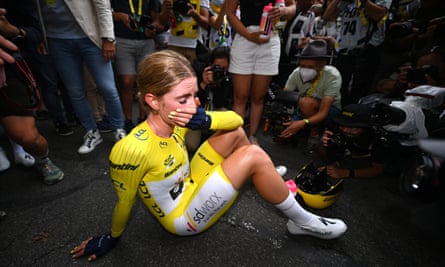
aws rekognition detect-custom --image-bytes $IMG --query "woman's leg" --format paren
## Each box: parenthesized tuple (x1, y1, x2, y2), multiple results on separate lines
(206, 128, 347, 239)
(249, 75, 273, 138)
(231, 74, 252, 120)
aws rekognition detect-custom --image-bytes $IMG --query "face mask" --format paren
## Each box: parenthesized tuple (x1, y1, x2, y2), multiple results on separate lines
(299, 67, 318, 83)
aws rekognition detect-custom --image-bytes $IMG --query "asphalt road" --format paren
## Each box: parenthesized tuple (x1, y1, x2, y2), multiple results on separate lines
(0, 117, 443, 266)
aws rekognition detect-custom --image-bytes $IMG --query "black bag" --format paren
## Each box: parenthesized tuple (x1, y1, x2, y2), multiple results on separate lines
(0, 49, 41, 110)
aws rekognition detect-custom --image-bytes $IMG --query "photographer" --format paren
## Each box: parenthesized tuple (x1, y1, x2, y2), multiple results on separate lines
(319, 104, 388, 179)
(187, 46, 232, 152)
(111, 0, 166, 133)
(198, 46, 232, 111)
(163, 0, 210, 62)
(279, 40, 341, 152)
(377, 46, 445, 98)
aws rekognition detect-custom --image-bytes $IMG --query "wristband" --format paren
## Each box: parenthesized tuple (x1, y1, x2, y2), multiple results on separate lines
(349, 169, 355, 178)
(303, 118, 310, 128)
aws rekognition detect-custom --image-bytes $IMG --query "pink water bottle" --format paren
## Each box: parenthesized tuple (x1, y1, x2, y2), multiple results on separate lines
(259, 3, 273, 37)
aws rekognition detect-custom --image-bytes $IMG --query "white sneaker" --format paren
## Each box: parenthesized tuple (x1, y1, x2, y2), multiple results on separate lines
(276, 165, 287, 176)
(0, 147, 10, 172)
(114, 128, 126, 142)
(78, 130, 103, 154)
(14, 152, 35, 167)
(287, 216, 347, 240)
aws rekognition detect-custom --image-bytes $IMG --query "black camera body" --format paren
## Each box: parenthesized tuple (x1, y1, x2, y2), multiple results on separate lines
(211, 64, 226, 84)
(129, 14, 154, 30)
(139, 14, 154, 29)
(173, 0, 191, 16)
(388, 19, 424, 38)
(326, 129, 349, 161)
(406, 65, 438, 84)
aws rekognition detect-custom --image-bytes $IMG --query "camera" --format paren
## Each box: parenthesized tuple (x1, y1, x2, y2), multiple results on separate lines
(387, 19, 424, 39)
(173, 0, 191, 16)
(129, 14, 153, 30)
(211, 64, 226, 84)
(139, 14, 154, 29)
(326, 127, 349, 161)
(406, 65, 438, 85)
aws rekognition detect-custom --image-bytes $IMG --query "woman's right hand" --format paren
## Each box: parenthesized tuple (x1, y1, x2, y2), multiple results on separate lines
(248, 31, 270, 44)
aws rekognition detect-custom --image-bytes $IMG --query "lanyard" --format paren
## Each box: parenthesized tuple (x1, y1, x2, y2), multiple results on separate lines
(129, 0, 143, 19)
(305, 70, 323, 97)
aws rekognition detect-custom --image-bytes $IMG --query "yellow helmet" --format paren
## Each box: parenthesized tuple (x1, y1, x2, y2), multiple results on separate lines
(294, 162, 344, 209)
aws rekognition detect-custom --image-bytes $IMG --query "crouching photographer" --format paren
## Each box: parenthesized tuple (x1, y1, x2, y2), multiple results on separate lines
(318, 104, 391, 179)
(186, 46, 232, 153)
(198, 46, 232, 111)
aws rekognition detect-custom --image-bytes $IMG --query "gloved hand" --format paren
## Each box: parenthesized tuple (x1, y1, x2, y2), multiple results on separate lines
(84, 233, 120, 258)
(185, 107, 211, 130)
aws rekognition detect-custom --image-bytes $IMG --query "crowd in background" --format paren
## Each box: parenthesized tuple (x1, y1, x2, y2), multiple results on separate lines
(0, 0, 444, 191)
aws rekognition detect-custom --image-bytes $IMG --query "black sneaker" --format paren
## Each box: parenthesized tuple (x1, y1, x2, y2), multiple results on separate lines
(55, 123, 74, 136)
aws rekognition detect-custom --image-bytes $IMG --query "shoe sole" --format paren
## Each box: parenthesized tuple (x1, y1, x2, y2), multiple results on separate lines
(57, 131, 74, 136)
(43, 172, 64, 185)
(77, 138, 103, 154)
(286, 220, 347, 240)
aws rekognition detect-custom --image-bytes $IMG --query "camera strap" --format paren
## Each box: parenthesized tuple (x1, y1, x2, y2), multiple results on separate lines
(304, 70, 323, 97)
(129, 0, 143, 20)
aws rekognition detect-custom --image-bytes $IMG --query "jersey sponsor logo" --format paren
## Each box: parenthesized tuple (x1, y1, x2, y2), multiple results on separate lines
(196, 152, 214, 166)
(164, 162, 183, 178)
(185, 192, 226, 232)
(342, 7, 360, 19)
(164, 154, 175, 168)
(109, 161, 140, 171)
(134, 129, 149, 140)
(169, 178, 184, 200)
(139, 181, 166, 218)
(112, 179, 127, 191)
(159, 141, 168, 148)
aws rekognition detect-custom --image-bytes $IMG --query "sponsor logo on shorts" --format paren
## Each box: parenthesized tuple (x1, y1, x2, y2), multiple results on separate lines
(185, 192, 227, 232)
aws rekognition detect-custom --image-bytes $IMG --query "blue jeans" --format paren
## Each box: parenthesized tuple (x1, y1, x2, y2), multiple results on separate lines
(30, 53, 75, 125)
(47, 38, 124, 131)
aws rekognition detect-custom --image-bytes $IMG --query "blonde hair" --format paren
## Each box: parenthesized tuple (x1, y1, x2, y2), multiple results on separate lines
(137, 50, 196, 111)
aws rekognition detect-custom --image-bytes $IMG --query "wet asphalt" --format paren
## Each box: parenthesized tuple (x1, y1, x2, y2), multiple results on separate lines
(0, 116, 444, 266)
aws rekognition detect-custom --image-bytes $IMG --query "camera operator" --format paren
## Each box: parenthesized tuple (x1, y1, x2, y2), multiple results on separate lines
(319, 104, 389, 179)
(279, 40, 341, 151)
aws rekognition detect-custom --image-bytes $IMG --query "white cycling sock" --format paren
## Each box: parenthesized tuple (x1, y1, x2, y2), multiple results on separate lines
(274, 191, 314, 225)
